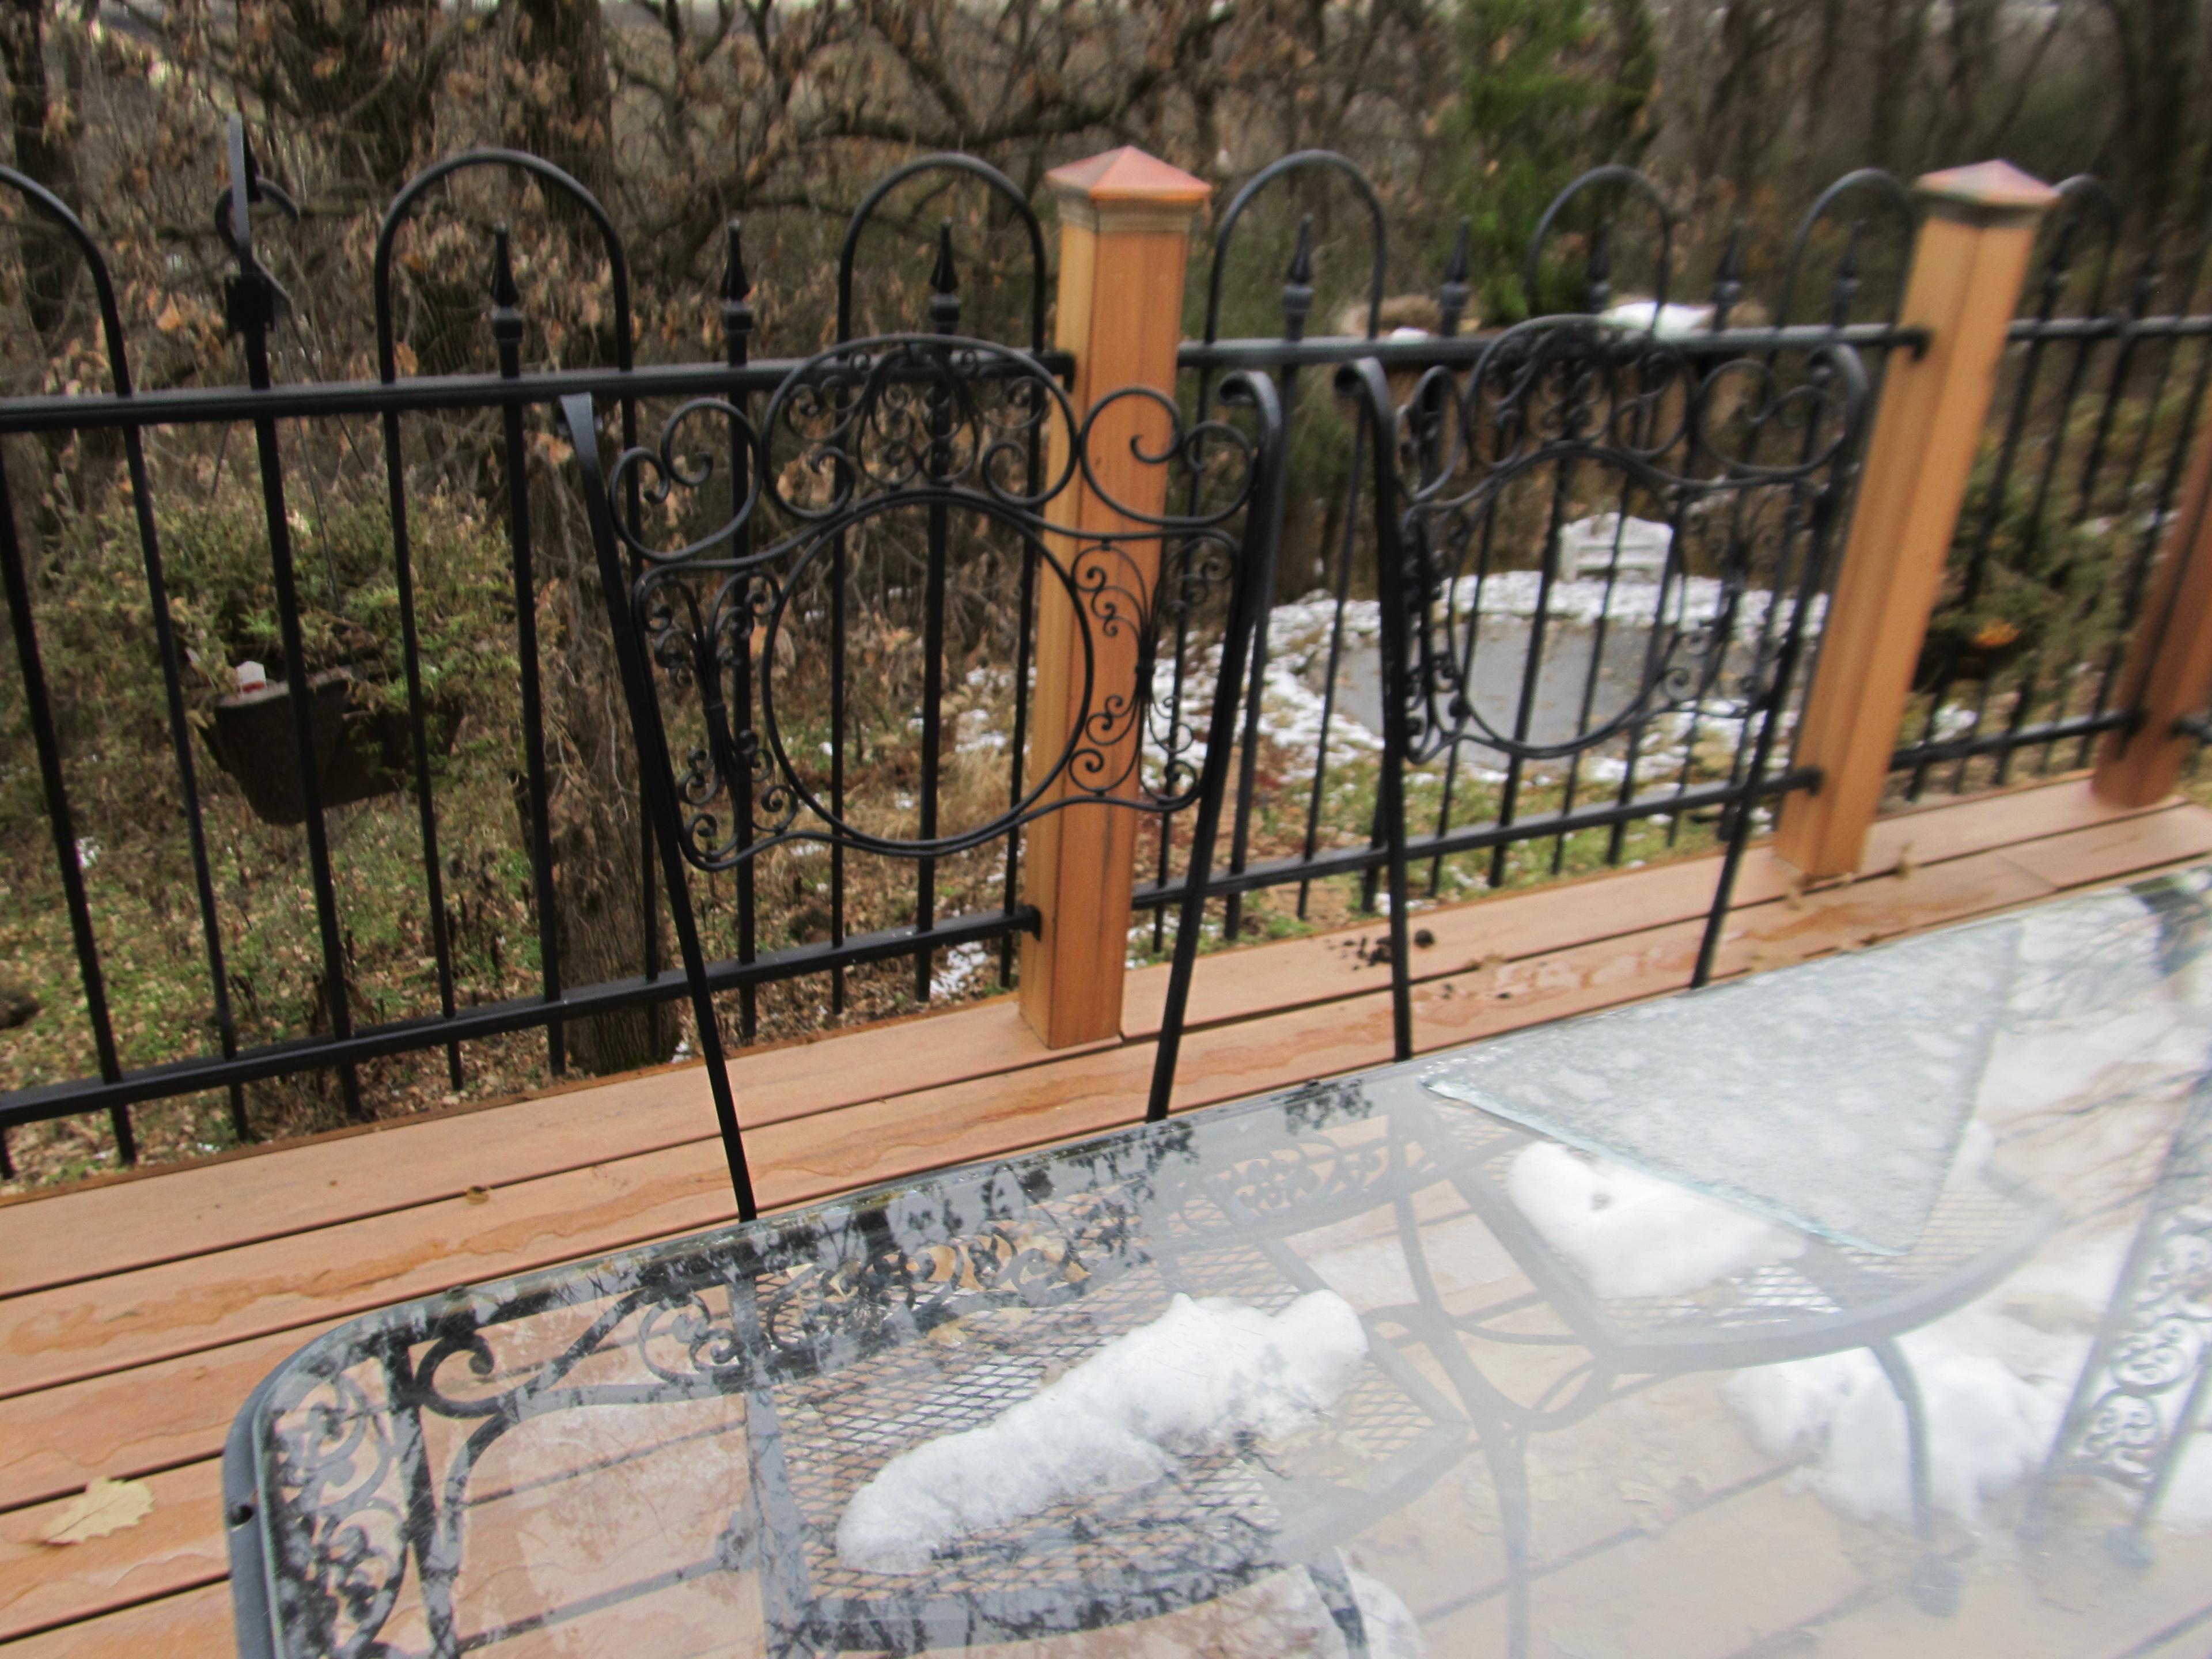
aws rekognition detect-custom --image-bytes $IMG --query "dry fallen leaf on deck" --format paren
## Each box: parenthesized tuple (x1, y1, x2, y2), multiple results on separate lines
(40, 1478, 153, 1545)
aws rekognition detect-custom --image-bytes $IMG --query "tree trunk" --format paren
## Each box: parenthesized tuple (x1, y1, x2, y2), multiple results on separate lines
(546, 480, 665, 1077)
(0, 0, 81, 339)
(509, 0, 613, 204)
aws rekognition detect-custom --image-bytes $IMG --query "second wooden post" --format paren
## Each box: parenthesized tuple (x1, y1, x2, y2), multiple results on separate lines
(1775, 161, 2058, 878)
(1020, 148, 1210, 1048)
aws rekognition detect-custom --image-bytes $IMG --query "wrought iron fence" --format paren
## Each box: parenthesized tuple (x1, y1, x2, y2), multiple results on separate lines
(1134, 156, 1922, 955)
(4, 130, 2199, 1187)
(0, 126, 1093, 1178)
(1891, 179, 2212, 797)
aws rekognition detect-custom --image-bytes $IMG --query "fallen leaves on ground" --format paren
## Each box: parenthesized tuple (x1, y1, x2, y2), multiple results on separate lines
(39, 1477, 154, 1544)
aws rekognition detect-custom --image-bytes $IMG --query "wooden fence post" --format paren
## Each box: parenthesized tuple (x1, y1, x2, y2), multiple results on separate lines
(1775, 161, 2059, 878)
(1020, 148, 1210, 1049)
(2092, 412, 2212, 806)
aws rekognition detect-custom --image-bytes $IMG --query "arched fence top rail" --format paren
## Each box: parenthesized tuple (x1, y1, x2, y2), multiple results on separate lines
(1775, 168, 1915, 328)
(1203, 150, 1389, 345)
(2027, 175, 2124, 319)
(835, 153, 1049, 351)
(0, 166, 137, 397)
(373, 147, 637, 382)
(1524, 165, 1677, 319)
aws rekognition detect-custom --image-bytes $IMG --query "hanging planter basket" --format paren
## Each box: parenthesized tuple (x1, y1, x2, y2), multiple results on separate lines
(206, 668, 457, 825)
(1912, 616, 2033, 691)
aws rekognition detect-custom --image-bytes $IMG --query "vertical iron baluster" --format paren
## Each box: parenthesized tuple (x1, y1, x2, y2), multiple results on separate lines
(1905, 213, 2073, 800)
(1417, 224, 1475, 897)
(999, 373, 1041, 987)
(488, 226, 563, 1073)
(222, 121, 363, 1122)
(1552, 498, 1641, 876)
(1302, 416, 1370, 915)
(2027, 251, 2148, 772)
(1430, 482, 1506, 899)
(12, 156, 265, 1139)
(1223, 218, 1314, 943)
(722, 222, 760, 1042)
(2086, 237, 2212, 758)
(618, 341, 655, 1064)
(2052, 249, 2154, 769)
(1993, 217, 2114, 784)
(0, 453, 132, 1161)
(376, 309, 462, 1094)
(915, 224, 958, 1002)
(1492, 459, 1580, 892)
(1486, 224, 1608, 891)
(132, 425, 252, 1135)
(1607, 228, 1748, 865)
(830, 524, 847, 1014)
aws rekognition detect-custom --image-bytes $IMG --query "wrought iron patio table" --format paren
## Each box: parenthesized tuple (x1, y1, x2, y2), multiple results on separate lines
(225, 869, 2212, 1658)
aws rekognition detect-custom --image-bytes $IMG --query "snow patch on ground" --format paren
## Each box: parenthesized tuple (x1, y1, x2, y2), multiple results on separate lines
(929, 940, 990, 1000)
(1726, 1233, 2137, 1529)
(1506, 1142, 1807, 1300)
(835, 1290, 1369, 1574)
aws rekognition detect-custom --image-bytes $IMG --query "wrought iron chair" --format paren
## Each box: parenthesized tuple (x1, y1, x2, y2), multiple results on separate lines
(224, 1037, 1471, 1659)
(1399, 1091, 2058, 1654)
(556, 334, 1282, 1223)
(1337, 315, 1870, 1062)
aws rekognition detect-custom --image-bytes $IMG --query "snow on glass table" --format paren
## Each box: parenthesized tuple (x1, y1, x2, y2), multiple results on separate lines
(225, 869, 2212, 1659)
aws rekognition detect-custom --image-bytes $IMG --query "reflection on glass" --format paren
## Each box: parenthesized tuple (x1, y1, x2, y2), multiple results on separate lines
(232, 870, 2212, 1658)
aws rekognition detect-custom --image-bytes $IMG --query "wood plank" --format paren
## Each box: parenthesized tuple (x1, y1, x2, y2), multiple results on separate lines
(1120, 844, 1804, 1039)
(0, 776, 2154, 1304)
(0, 842, 2071, 1404)
(0, 1464, 223, 1643)
(1859, 775, 2172, 868)
(0, 1329, 317, 1513)
(759, 845, 2065, 1211)
(1999, 804, 2212, 890)
(0, 1152, 738, 1400)
(0, 998, 1087, 1301)
(1794, 1527, 2212, 1658)
(1122, 775, 2158, 1040)
(0, 1582, 230, 1659)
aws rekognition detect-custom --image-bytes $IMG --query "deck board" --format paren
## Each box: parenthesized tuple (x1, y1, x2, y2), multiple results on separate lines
(1, 777, 2204, 1657)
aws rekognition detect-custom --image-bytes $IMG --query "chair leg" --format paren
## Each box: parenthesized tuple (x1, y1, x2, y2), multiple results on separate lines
(559, 392, 757, 1220)
(1868, 1338, 1960, 1616)
(1145, 427, 1276, 1123)
(1472, 1418, 1536, 1659)
(1304, 1550, 1373, 1658)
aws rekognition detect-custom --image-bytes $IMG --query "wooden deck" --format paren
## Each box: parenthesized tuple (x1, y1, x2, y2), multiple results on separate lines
(4, 774, 2211, 1657)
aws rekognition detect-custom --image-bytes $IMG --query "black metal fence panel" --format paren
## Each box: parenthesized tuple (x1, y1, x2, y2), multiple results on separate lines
(4, 134, 2197, 1186)
(1140, 157, 1923, 957)
(1891, 177, 2212, 796)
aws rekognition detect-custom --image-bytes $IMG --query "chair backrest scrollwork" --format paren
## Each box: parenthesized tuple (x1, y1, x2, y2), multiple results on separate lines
(559, 336, 1285, 1214)
(1343, 315, 1870, 1057)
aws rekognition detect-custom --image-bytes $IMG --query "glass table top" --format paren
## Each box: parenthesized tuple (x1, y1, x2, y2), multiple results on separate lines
(225, 867, 2212, 1658)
